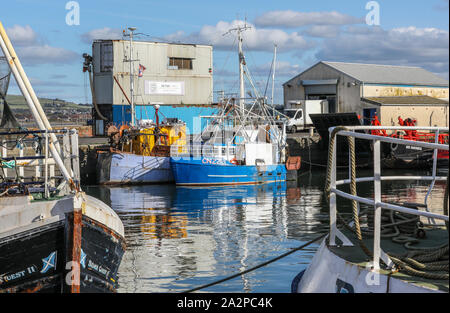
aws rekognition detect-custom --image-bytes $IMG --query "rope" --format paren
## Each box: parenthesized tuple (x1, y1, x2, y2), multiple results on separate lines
(182, 233, 327, 293)
(324, 127, 449, 280)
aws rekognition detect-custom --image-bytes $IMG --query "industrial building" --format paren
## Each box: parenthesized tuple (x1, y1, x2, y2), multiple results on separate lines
(361, 96, 449, 127)
(283, 61, 449, 126)
(91, 39, 214, 134)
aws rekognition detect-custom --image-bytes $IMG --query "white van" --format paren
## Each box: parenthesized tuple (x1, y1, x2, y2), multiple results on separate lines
(285, 100, 328, 133)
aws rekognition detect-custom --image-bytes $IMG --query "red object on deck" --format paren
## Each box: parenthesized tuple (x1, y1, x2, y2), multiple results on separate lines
(370, 115, 449, 162)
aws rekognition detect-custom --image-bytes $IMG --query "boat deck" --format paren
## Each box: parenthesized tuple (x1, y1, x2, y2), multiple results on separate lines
(329, 227, 449, 292)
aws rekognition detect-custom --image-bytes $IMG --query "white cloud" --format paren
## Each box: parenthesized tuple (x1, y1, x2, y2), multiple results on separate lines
(4, 25, 78, 66)
(164, 20, 315, 53)
(81, 27, 123, 44)
(251, 61, 302, 78)
(6, 25, 38, 46)
(302, 25, 341, 38)
(316, 26, 449, 77)
(15, 45, 78, 66)
(254, 10, 363, 28)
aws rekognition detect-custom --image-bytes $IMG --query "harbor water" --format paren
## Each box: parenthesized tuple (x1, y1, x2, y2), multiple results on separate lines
(84, 168, 448, 293)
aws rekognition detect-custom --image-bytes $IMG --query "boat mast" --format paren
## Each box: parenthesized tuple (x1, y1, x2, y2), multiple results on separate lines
(127, 27, 136, 127)
(238, 29, 245, 117)
(271, 44, 277, 117)
(224, 22, 251, 118)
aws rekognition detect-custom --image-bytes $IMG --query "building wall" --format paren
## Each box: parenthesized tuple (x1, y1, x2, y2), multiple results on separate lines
(283, 62, 362, 114)
(362, 84, 449, 99)
(93, 40, 213, 106)
(284, 62, 449, 119)
(379, 105, 449, 127)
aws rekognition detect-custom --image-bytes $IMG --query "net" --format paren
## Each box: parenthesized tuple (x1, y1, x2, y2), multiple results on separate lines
(0, 56, 11, 98)
(0, 56, 20, 129)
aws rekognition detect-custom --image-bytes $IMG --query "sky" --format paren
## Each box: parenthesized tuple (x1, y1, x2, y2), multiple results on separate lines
(1, 0, 449, 104)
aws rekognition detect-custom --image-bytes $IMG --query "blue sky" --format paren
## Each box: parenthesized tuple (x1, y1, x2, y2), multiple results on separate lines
(1, 0, 449, 104)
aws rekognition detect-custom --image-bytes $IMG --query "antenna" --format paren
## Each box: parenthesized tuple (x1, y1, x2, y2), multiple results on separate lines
(123, 27, 138, 126)
(223, 19, 252, 117)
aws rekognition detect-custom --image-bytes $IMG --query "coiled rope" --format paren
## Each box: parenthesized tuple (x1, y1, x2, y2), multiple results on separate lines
(325, 127, 449, 280)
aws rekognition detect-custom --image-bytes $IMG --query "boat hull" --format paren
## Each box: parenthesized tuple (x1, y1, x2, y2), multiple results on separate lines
(381, 142, 448, 169)
(170, 157, 287, 185)
(97, 152, 173, 185)
(0, 195, 125, 293)
(292, 239, 445, 293)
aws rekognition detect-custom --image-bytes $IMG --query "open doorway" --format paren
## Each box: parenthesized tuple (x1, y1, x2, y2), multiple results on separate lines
(307, 94, 337, 113)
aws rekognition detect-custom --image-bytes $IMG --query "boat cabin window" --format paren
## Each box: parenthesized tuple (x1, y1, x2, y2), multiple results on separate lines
(168, 57, 193, 70)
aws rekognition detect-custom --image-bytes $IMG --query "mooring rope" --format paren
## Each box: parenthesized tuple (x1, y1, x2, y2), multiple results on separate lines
(182, 233, 327, 293)
(324, 127, 449, 280)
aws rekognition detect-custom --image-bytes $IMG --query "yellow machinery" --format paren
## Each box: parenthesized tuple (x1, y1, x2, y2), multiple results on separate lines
(124, 124, 186, 156)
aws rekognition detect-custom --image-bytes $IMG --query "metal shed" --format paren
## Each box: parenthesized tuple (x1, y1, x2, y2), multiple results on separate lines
(283, 61, 449, 120)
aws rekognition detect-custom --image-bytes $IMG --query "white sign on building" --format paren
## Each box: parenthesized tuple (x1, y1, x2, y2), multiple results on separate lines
(145, 81, 185, 96)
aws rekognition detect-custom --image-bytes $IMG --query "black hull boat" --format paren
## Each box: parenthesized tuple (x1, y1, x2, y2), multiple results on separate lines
(0, 194, 125, 293)
(380, 141, 443, 169)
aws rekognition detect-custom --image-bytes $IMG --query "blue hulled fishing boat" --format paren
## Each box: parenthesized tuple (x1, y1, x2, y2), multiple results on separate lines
(170, 23, 296, 186)
(171, 158, 287, 185)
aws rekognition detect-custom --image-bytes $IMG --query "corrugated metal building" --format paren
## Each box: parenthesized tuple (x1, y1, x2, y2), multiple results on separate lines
(283, 61, 449, 125)
(91, 39, 214, 134)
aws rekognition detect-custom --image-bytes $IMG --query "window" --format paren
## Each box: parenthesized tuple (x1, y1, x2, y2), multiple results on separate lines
(168, 57, 193, 70)
(285, 110, 297, 118)
(100, 42, 113, 72)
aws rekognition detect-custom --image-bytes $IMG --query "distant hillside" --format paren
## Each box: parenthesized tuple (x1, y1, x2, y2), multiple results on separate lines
(5, 94, 92, 110)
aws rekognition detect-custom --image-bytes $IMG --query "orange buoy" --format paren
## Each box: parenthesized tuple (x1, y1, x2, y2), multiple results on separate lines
(286, 156, 301, 171)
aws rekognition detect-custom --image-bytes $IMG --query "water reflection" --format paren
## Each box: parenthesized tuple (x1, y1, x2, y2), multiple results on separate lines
(85, 176, 329, 293)
(84, 168, 447, 293)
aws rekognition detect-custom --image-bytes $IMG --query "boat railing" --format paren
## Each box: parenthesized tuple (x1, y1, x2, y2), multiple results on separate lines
(327, 125, 449, 272)
(0, 128, 80, 199)
(170, 143, 238, 160)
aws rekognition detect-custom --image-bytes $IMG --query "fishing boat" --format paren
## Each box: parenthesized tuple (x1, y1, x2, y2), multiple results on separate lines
(82, 28, 187, 185)
(170, 24, 298, 186)
(95, 106, 186, 185)
(292, 125, 449, 293)
(0, 21, 125, 293)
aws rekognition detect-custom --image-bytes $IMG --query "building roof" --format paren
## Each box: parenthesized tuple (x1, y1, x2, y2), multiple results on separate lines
(93, 39, 212, 48)
(362, 96, 449, 106)
(322, 61, 449, 87)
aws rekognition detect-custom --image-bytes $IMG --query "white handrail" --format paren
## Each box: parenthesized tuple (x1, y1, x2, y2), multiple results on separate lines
(328, 125, 449, 271)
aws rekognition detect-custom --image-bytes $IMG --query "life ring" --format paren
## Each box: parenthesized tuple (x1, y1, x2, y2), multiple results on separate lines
(230, 158, 238, 165)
